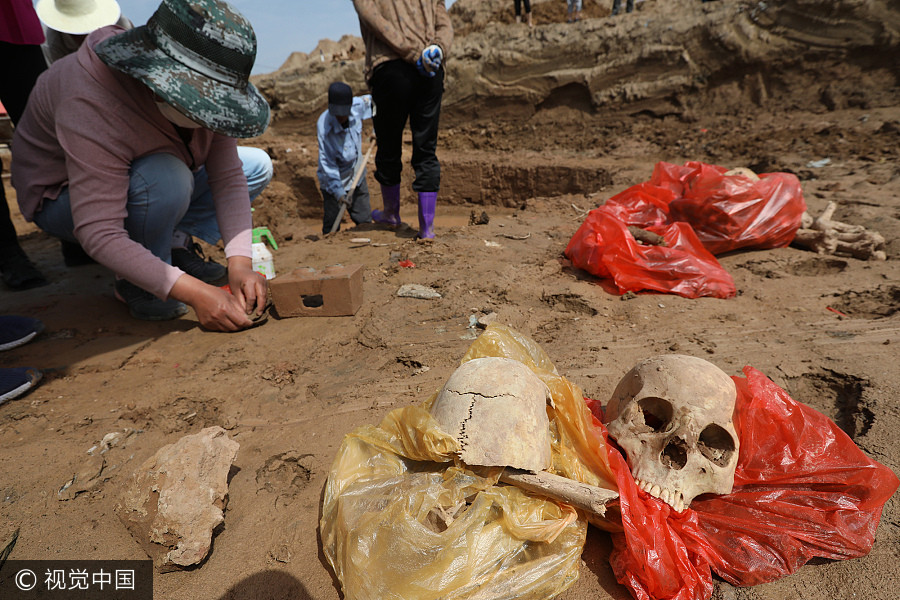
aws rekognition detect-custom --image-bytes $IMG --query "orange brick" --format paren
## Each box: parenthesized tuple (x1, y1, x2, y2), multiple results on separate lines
(270, 264, 364, 317)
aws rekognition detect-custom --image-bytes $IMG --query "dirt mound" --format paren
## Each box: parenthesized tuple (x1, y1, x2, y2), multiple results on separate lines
(255, 0, 899, 124)
(251, 0, 899, 226)
(3, 2, 899, 600)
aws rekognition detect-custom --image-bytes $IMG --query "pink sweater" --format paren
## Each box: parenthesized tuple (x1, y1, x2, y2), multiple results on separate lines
(12, 26, 252, 300)
(0, 0, 44, 44)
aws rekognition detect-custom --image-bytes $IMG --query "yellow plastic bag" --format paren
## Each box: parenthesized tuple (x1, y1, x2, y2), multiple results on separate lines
(460, 324, 617, 491)
(320, 324, 619, 600)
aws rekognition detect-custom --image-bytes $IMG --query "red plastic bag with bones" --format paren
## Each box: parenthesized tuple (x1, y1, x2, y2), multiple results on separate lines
(564, 162, 807, 299)
(585, 367, 899, 600)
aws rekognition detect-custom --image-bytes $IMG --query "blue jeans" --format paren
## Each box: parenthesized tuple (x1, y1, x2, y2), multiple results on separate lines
(34, 147, 272, 265)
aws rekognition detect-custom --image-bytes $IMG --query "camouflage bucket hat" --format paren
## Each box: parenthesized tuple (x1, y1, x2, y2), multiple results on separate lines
(94, 0, 270, 138)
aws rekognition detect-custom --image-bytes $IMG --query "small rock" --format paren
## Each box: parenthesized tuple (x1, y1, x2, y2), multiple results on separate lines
(469, 210, 490, 225)
(58, 454, 107, 500)
(116, 427, 239, 572)
(397, 284, 442, 299)
(98, 428, 136, 454)
(476, 312, 498, 329)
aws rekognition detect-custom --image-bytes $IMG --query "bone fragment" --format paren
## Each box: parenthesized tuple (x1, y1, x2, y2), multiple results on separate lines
(724, 167, 761, 181)
(627, 226, 667, 246)
(500, 468, 619, 518)
(793, 202, 886, 260)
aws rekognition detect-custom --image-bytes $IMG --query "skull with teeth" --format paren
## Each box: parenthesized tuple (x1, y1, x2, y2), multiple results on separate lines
(604, 355, 740, 512)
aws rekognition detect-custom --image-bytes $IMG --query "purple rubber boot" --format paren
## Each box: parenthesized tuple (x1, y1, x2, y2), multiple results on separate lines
(417, 191, 437, 239)
(371, 184, 402, 226)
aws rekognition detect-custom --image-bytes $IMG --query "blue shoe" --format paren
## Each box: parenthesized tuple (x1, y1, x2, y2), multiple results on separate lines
(0, 367, 42, 405)
(0, 316, 44, 351)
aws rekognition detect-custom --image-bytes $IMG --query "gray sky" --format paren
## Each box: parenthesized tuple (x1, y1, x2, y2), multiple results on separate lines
(113, 0, 457, 75)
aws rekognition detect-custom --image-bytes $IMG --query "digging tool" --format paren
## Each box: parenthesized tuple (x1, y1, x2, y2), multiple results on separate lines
(430, 357, 619, 522)
(328, 136, 376, 234)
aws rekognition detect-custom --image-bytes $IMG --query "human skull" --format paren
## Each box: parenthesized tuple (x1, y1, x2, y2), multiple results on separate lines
(430, 357, 553, 472)
(604, 355, 739, 512)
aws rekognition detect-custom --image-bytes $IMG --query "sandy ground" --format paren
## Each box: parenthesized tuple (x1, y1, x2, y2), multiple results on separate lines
(2, 2, 899, 599)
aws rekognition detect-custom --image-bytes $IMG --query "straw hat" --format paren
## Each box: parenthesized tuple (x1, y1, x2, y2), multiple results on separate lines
(36, 0, 122, 35)
(94, 0, 270, 138)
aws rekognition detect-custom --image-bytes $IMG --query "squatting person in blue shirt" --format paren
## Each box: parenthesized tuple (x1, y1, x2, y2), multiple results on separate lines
(317, 81, 374, 234)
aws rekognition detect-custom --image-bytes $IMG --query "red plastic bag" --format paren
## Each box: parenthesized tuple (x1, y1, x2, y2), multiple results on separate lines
(586, 367, 899, 600)
(564, 162, 807, 298)
(654, 161, 807, 254)
(565, 206, 736, 298)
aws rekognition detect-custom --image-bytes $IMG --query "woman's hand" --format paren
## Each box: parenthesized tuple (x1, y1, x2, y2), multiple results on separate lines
(169, 259, 266, 331)
(226, 256, 268, 317)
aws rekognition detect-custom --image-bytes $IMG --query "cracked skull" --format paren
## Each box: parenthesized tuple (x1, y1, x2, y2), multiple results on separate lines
(604, 355, 739, 512)
(430, 357, 553, 472)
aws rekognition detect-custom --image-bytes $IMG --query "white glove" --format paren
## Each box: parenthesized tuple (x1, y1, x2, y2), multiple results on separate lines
(421, 44, 443, 72)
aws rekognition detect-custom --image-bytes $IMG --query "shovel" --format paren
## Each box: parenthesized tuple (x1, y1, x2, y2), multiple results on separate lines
(327, 136, 376, 234)
(430, 357, 619, 521)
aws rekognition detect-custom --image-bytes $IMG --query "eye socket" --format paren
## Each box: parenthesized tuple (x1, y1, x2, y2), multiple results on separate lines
(699, 424, 736, 466)
(636, 397, 673, 432)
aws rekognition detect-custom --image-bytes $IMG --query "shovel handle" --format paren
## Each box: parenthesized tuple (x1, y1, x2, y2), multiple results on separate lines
(500, 468, 619, 519)
(328, 198, 350, 235)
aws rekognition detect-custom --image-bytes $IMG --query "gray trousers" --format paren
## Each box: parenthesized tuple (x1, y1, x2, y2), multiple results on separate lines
(321, 174, 372, 234)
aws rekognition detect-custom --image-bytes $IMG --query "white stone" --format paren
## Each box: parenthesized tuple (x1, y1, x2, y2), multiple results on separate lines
(116, 426, 239, 571)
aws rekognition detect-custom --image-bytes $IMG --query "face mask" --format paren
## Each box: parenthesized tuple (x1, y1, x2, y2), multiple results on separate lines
(156, 101, 203, 129)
